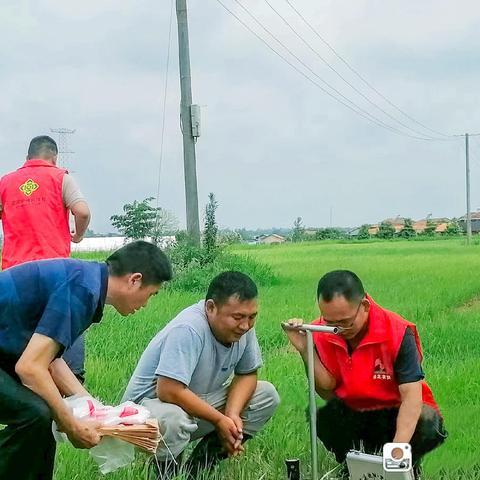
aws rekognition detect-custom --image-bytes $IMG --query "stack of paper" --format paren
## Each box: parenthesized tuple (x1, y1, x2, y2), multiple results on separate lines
(99, 418, 160, 453)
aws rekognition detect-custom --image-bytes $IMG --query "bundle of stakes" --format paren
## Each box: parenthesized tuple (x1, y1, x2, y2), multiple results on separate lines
(98, 418, 160, 454)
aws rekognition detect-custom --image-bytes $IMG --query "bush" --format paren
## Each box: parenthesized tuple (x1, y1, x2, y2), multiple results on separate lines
(315, 228, 346, 241)
(168, 252, 277, 293)
(166, 232, 277, 293)
(376, 221, 395, 239)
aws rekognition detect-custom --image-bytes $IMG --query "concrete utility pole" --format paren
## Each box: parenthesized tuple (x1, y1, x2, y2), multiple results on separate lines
(465, 133, 472, 244)
(176, 0, 200, 245)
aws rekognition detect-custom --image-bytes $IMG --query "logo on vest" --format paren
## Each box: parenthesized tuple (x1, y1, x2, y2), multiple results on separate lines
(373, 358, 391, 380)
(19, 179, 39, 196)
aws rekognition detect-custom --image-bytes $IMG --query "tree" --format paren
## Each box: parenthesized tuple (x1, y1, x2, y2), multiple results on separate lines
(357, 224, 371, 240)
(376, 221, 395, 239)
(398, 218, 416, 238)
(423, 219, 436, 236)
(203, 193, 219, 263)
(110, 197, 178, 242)
(291, 217, 305, 242)
(315, 228, 346, 241)
(151, 208, 179, 244)
(445, 219, 462, 236)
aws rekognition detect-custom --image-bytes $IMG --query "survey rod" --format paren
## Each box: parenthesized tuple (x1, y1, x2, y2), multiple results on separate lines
(282, 322, 341, 479)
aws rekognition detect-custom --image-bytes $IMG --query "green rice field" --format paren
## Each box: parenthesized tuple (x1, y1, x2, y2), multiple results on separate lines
(54, 239, 480, 479)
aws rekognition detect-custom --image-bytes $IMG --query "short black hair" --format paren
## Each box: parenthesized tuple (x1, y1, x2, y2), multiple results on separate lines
(317, 270, 365, 303)
(206, 271, 258, 305)
(27, 136, 58, 159)
(106, 241, 173, 285)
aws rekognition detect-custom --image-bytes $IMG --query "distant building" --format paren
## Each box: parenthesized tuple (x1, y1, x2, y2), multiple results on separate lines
(459, 212, 480, 234)
(255, 234, 286, 244)
(367, 217, 451, 235)
(70, 235, 175, 252)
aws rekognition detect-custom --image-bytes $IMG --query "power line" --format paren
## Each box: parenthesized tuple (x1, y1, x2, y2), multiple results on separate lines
(155, 0, 174, 219)
(283, 0, 452, 139)
(217, 0, 448, 141)
(263, 0, 449, 140)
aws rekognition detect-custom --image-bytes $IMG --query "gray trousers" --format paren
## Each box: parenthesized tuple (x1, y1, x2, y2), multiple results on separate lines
(141, 380, 280, 460)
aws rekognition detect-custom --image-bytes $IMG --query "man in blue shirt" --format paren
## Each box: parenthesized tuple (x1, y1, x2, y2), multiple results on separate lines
(0, 240, 172, 480)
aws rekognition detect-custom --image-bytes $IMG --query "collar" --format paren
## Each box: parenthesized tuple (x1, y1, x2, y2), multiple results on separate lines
(20, 159, 57, 169)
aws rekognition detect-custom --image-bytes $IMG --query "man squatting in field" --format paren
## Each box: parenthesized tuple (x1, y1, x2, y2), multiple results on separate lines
(284, 270, 447, 479)
(122, 271, 280, 479)
(0, 241, 172, 480)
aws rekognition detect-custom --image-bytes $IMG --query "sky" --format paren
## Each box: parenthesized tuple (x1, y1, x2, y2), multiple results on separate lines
(1, 0, 480, 232)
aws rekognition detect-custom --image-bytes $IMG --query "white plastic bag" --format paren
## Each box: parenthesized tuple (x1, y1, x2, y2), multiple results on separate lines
(52, 395, 153, 474)
(90, 437, 135, 475)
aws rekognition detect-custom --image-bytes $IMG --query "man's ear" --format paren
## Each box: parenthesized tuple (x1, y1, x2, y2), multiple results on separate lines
(129, 272, 143, 287)
(362, 297, 371, 313)
(205, 299, 216, 313)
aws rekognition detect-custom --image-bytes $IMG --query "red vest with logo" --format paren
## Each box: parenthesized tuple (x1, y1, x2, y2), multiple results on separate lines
(0, 159, 70, 270)
(312, 296, 439, 413)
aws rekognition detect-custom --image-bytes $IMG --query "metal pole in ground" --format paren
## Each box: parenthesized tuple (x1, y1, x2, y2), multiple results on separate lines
(282, 323, 339, 480)
(306, 330, 318, 480)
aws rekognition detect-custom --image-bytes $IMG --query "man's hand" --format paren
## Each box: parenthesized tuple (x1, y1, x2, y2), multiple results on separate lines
(65, 419, 101, 449)
(282, 318, 307, 353)
(225, 412, 244, 453)
(70, 231, 83, 243)
(214, 414, 243, 456)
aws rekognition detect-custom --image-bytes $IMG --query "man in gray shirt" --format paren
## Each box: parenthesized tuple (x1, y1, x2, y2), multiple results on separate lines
(122, 271, 280, 479)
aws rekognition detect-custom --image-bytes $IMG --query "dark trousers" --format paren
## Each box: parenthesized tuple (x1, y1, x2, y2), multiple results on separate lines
(62, 334, 85, 382)
(316, 399, 447, 466)
(0, 367, 56, 480)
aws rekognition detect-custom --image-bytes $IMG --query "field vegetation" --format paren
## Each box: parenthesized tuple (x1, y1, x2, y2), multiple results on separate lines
(55, 238, 480, 479)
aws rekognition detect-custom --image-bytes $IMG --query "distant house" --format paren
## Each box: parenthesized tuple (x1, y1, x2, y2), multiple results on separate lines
(255, 234, 286, 244)
(459, 212, 480, 233)
(368, 217, 405, 235)
(413, 218, 450, 234)
(367, 217, 451, 236)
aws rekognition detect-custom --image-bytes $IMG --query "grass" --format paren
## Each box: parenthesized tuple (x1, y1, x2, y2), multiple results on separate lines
(54, 238, 480, 479)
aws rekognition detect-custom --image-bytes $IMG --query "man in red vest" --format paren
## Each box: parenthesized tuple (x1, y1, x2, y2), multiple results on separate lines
(283, 270, 447, 479)
(0, 135, 91, 381)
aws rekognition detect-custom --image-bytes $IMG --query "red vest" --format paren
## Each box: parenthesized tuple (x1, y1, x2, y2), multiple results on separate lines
(312, 295, 439, 413)
(0, 159, 70, 270)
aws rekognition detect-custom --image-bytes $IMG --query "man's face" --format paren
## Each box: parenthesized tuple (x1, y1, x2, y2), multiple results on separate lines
(319, 295, 369, 341)
(206, 295, 258, 344)
(114, 273, 162, 316)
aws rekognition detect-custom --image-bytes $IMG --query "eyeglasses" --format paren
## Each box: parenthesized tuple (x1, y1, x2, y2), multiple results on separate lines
(323, 299, 364, 331)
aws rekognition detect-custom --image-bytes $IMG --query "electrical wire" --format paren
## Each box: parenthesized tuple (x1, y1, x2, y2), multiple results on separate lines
(155, 0, 174, 232)
(284, 0, 453, 139)
(263, 0, 450, 140)
(217, 0, 451, 141)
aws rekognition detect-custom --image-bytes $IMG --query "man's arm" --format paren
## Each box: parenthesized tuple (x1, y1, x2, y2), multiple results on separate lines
(70, 201, 90, 243)
(49, 358, 89, 397)
(15, 333, 100, 449)
(393, 382, 423, 443)
(283, 320, 336, 399)
(157, 376, 241, 455)
(225, 372, 257, 419)
(62, 174, 90, 242)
